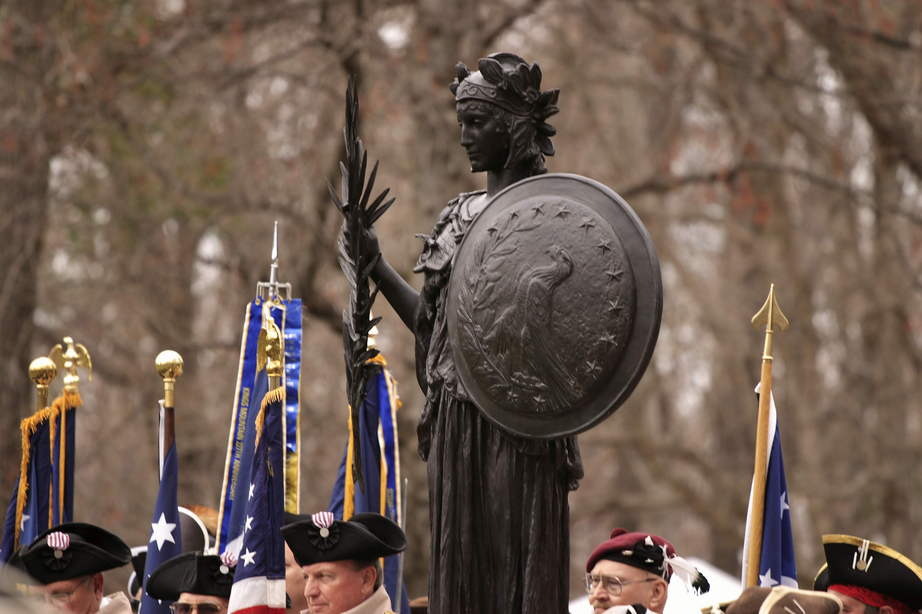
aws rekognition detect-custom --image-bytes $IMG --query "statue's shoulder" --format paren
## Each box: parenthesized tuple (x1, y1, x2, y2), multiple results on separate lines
(437, 189, 485, 223)
(414, 190, 486, 274)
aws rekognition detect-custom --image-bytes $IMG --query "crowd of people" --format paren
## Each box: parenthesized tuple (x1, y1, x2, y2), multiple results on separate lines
(1, 509, 919, 614)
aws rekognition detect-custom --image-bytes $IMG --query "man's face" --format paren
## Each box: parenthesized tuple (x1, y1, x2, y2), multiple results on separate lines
(302, 560, 375, 614)
(587, 560, 666, 614)
(828, 590, 886, 614)
(41, 573, 102, 614)
(170, 592, 229, 614)
(284, 544, 308, 614)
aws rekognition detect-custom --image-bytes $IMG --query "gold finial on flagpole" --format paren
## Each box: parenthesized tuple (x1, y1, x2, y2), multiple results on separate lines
(155, 350, 184, 409)
(751, 283, 790, 360)
(49, 337, 92, 395)
(744, 284, 790, 587)
(29, 356, 57, 411)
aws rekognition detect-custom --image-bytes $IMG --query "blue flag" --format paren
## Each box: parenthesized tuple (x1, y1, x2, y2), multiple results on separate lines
(227, 387, 286, 614)
(0, 393, 81, 564)
(0, 408, 57, 563)
(218, 299, 302, 554)
(139, 403, 183, 614)
(742, 387, 797, 587)
(0, 478, 21, 562)
(328, 360, 409, 614)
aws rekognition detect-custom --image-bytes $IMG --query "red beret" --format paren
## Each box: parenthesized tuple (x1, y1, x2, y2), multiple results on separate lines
(586, 528, 710, 594)
(586, 528, 676, 575)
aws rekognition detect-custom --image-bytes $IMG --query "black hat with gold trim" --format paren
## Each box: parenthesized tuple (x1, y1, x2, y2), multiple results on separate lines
(813, 534, 922, 614)
(11, 522, 131, 585)
(282, 511, 406, 566)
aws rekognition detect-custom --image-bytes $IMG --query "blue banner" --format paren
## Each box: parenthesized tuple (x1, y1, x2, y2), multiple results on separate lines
(282, 299, 302, 511)
(219, 300, 301, 553)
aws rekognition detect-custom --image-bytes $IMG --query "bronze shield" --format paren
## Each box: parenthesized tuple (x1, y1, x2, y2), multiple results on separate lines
(447, 173, 662, 438)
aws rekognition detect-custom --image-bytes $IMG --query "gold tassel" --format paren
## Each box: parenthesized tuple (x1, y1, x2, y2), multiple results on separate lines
(254, 387, 285, 448)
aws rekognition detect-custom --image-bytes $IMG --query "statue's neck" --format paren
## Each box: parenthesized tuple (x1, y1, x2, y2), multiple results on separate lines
(486, 163, 533, 196)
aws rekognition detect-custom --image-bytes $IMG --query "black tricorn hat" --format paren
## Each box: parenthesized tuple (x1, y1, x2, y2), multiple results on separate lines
(813, 534, 922, 611)
(146, 552, 235, 601)
(282, 512, 406, 566)
(12, 522, 131, 584)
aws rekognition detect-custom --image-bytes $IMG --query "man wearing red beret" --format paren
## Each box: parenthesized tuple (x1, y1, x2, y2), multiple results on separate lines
(813, 534, 922, 614)
(585, 528, 709, 614)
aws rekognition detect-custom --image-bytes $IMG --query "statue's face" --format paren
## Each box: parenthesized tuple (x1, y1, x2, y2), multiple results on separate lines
(457, 100, 509, 173)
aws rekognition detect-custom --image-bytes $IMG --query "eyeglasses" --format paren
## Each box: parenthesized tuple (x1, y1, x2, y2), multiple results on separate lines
(169, 603, 225, 614)
(585, 573, 658, 595)
(45, 576, 93, 605)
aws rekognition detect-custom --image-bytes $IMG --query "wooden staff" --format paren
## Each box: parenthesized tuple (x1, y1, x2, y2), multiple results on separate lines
(744, 284, 789, 586)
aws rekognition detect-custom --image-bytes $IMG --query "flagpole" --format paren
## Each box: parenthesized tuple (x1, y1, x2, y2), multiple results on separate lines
(155, 351, 184, 470)
(49, 337, 91, 527)
(744, 284, 789, 586)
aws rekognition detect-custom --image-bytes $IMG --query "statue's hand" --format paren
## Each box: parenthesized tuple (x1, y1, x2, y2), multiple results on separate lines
(362, 224, 381, 259)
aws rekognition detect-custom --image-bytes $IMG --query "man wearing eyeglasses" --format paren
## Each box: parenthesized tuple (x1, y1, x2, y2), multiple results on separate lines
(11, 522, 133, 614)
(145, 552, 234, 614)
(584, 528, 710, 614)
(282, 512, 407, 614)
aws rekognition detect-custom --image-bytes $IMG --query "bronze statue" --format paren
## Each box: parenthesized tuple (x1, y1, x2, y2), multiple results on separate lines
(367, 53, 582, 614)
(335, 51, 662, 614)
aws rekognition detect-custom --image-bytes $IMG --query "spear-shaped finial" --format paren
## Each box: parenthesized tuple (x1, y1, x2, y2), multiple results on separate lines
(751, 283, 790, 361)
(269, 220, 279, 289)
(256, 220, 292, 302)
(29, 356, 57, 411)
(49, 337, 92, 395)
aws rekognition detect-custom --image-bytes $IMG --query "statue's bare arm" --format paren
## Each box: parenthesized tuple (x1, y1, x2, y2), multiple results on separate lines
(369, 233, 420, 332)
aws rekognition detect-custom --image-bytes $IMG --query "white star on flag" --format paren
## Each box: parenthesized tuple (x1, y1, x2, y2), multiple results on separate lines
(241, 548, 256, 566)
(248, 483, 255, 500)
(780, 492, 790, 518)
(149, 512, 177, 550)
(759, 569, 779, 587)
(244, 516, 254, 533)
(20, 514, 30, 531)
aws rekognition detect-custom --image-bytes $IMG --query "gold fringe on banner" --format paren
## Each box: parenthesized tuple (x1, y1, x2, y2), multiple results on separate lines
(254, 387, 285, 449)
(14, 404, 60, 547)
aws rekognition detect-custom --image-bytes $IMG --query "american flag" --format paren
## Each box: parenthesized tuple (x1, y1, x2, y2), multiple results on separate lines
(742, 387, 797, 588)
(227, 388, 286, 614)
(140, 402, 183, 614)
